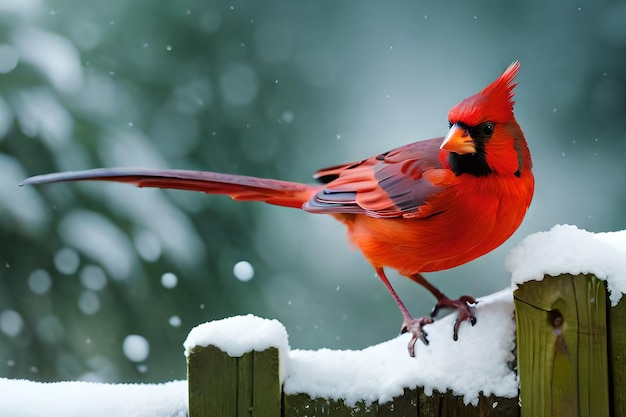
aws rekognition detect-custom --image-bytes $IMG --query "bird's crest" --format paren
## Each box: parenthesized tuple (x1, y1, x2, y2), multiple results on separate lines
(448, 61, 520, 125)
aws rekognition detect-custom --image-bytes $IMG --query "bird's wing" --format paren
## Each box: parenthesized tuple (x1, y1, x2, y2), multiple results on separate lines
(304, 137, 456, 218)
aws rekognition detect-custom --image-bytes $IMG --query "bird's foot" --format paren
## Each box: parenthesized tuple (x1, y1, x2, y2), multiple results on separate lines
(430, 295, 478, 341)
(400, 316, 435, 357)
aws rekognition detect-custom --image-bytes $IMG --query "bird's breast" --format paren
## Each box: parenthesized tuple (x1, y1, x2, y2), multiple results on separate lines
(338, 172, 534, 275)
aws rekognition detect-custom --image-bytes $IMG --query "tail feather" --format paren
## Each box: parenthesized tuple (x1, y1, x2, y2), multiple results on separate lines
(20, 167, 320, 209)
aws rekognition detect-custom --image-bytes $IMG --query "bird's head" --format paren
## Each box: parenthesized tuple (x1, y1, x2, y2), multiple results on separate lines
(440, 61, 531, 178)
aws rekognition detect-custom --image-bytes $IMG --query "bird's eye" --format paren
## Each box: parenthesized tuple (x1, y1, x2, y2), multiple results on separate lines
(481, 122, 495, 138)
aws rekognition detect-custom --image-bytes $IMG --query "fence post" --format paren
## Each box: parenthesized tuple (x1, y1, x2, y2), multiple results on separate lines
(187, 345, 281, 417)
(513, 273, 611, 417)
(608, 290, 626, 416)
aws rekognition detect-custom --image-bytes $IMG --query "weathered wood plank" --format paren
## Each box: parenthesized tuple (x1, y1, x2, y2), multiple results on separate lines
(573, 275, 609, 416)
(378, 388, 418, 417)
(282, 393, 378, 417)
(188, 346, 281, 417)
(237, 350, 253, 417)
(418, 390, 518, 417)
(252, 348, 281, 417)
(283, 388, 517, 417)
(514, 274, 610, 417)
(417, 387, 441, 417)
(481, 396, 521, 417)
(188, 345, 238, 417)
(608, 297, 626, 416)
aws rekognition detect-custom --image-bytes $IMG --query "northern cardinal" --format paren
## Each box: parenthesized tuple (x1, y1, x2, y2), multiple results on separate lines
(21, 62, 533, 357)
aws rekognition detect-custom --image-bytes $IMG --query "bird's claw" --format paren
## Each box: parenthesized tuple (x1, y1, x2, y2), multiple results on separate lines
(401, 316, 434, 357)
(430, 295, 478, 341)
(430, 294, 477, 318)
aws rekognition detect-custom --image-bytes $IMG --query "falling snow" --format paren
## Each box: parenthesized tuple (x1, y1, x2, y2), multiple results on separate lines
(122, 335, 150, 363)
(161, 272, 178, 289)
(233, 260, 254, 282)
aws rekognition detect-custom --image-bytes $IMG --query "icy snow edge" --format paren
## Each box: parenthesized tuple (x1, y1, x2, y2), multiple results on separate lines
(506, 224, 626, 306)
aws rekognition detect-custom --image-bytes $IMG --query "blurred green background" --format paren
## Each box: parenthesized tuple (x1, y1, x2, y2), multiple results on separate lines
(0, 0, 624, 383)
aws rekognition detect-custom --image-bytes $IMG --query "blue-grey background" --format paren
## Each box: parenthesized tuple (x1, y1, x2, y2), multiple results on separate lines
(0, 0, 624, 382)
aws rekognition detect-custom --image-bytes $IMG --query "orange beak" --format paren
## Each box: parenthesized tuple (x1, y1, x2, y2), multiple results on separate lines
(440, 123, 476, 154)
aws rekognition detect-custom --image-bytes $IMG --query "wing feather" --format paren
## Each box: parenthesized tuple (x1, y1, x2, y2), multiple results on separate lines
(304, 136, 453, 218)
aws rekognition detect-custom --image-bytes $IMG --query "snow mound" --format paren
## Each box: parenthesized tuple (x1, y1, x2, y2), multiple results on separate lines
(507, 224, 626, 305)
(0, 379, 186, 417)
(285, 289, 516, 406)
(183, 314, 290, 382)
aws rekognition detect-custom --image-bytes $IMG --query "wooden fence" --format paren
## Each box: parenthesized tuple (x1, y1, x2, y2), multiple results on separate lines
(186, 274, 626, 417)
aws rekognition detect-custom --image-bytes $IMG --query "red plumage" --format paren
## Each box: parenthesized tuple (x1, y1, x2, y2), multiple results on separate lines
(22, 62, 533, 356)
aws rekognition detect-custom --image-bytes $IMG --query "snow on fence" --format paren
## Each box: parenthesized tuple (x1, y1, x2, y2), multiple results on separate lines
(185, 296, 520, 417)
(1, 225, 625, 417)
(184, 279, 624, 417)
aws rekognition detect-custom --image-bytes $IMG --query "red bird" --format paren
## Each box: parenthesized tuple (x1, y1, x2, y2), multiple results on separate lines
(21, 62, 533, 356)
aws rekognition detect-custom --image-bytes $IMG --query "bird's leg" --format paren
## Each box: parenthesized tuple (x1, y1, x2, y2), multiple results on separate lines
(408, 273, 478, 341)
(375, 267, 433, 357)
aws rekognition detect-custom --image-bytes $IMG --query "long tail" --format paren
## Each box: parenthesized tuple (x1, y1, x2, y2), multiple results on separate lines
(20, 167, 321, 209)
